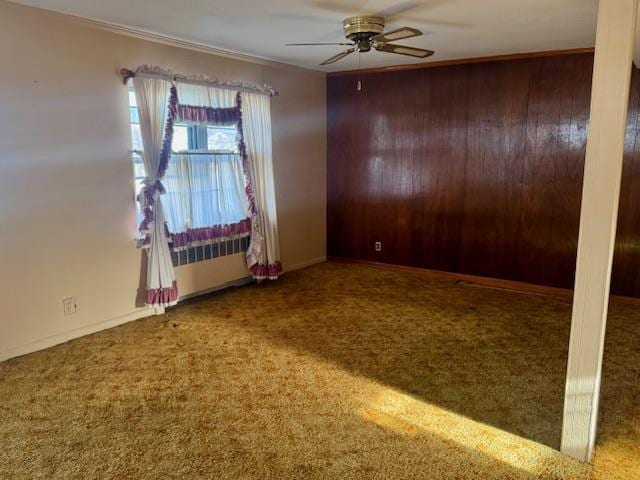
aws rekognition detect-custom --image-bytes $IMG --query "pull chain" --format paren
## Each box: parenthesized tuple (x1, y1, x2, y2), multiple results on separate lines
(356, 51, 362, 91)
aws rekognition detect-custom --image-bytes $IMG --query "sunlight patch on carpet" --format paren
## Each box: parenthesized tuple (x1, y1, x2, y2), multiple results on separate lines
(361, 387, 590, 478)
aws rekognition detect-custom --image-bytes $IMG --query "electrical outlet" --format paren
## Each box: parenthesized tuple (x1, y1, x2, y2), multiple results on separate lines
(62, 297, 77, 315)
(375, 241, 382, 252)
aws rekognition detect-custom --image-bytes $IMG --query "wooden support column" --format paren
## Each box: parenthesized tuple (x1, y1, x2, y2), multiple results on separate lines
(561, 0, 638, 462)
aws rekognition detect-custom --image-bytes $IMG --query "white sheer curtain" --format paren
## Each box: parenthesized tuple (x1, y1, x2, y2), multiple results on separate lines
(176, 82, 236, 108)
(162, 152, 249, 232)
(241, 91, 282, 279)
(133, 73, 178, 307)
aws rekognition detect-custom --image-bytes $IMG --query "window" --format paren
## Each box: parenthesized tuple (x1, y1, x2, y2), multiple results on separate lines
(128, 85, 247, 236)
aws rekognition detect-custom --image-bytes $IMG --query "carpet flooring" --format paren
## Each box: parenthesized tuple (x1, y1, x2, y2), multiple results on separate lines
(0, 261, 638, 479)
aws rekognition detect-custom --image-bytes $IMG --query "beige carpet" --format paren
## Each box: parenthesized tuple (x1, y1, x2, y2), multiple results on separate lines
(0, 261, 638, 479)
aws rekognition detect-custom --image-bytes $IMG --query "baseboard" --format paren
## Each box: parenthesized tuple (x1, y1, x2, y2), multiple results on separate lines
(0, 307, 164, 363)
(178, 276, 254, 301)
(283, 256, 327, 273)
(328, 257, 640, 306)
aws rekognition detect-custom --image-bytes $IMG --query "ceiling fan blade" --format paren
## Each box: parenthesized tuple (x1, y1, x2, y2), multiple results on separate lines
(375, 43, 434, 58)
(286, 42, 354, 46)
(370, 27, 422, 43)
(320, 48, 356, 65)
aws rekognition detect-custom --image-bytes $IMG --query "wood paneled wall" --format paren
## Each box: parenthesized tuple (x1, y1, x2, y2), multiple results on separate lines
(327, 52, 640, 296)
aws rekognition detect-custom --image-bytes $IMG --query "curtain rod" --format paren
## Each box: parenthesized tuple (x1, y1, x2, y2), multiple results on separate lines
(120, 67, 278, 97)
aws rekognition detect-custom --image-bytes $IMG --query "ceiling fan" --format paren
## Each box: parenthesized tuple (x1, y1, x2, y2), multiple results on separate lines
(286, 16, 435, 66)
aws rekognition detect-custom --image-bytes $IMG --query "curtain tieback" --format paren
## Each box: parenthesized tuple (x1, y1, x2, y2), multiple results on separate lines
(138, 178, 166, 206)
(137, 178, 166, 234)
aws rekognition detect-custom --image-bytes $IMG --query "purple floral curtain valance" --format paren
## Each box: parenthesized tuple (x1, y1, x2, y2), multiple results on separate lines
(175, 104, 241, 125)
(169, 218, 252, 251)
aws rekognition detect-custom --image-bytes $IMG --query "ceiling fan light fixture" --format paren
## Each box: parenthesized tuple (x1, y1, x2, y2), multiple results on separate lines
(356, 40, 371, 52)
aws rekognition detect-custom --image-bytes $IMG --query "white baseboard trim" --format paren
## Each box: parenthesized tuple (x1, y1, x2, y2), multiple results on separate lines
(0, 307, 164, 363)
(283, 256, 327, 273)
(178, 276, 254, 302)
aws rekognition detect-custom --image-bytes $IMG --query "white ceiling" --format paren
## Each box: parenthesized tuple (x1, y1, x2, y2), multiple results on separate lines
(10, 0, 631, 72)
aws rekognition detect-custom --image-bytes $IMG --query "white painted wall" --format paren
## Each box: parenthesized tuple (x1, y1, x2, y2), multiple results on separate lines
(0, 1, 326, 361)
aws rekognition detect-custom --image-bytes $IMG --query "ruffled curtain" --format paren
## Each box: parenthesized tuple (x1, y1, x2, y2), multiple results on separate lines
(133, 72, 178, 307)
(240, 92, 282, 280)
(162, 152, 250, 233)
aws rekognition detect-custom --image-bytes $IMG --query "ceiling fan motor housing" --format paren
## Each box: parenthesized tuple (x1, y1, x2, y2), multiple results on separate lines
(343, 16, 385, 49)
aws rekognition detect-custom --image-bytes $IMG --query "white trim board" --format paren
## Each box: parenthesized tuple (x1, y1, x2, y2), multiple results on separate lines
(0, 307, 164, 363)
(178, 276, 254, 302)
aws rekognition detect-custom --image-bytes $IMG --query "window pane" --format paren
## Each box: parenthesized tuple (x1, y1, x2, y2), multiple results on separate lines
(130, 124, 143, 151)
(173, 125, 189, 151)
(208, 126, 238, 152)
(132, 153, 145, 180)
(189, 125, 209, 150)
(128, 90, 137, 107)
(129, 106, 139, 123)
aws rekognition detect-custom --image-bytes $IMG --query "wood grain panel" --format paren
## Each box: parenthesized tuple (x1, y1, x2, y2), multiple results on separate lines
(327, 51, 640, 296)
(364, 69, 424, 265)
(414, 65, 469, 272)
(457, 59, 530, 280)
(612, 68, 640, 297)
(515, 54, 591, 287)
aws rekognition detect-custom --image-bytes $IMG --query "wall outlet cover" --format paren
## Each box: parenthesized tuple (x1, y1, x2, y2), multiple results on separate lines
(62, 297, 77, 315)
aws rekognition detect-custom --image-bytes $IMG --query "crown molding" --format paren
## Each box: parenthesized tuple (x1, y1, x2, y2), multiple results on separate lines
(10, 2, 320, 74)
